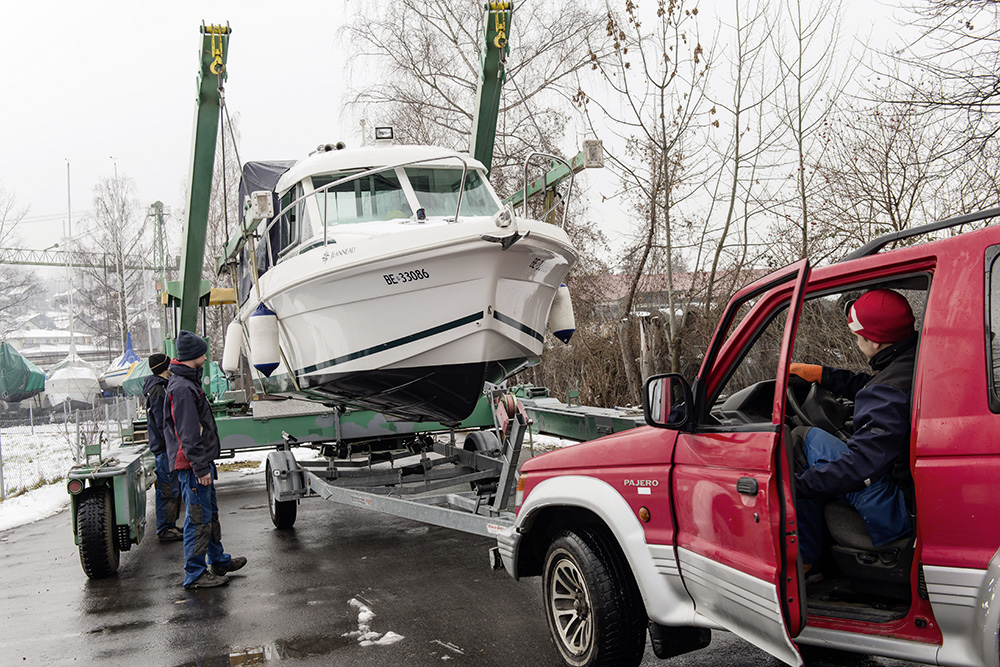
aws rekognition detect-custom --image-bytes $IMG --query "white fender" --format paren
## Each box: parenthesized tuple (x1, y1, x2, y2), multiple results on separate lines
(548, 283, 575, 344)
(248, 303, 280, 377)
(221, 320, 243, 374)
(514, 474, 696, 626)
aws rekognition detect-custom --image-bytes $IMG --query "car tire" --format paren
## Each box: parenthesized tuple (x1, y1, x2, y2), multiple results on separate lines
(542, 528, 646, 667)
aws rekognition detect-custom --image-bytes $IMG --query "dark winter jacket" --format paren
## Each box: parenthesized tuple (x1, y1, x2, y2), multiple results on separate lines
(143, 374, 169, 456)
(795, 333, 918, 499)
(163, 361, 220, 478)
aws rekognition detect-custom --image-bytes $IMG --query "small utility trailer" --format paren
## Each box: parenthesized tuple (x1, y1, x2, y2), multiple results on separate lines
(264, 389, 530, 549)
(66, 435, 156, 578)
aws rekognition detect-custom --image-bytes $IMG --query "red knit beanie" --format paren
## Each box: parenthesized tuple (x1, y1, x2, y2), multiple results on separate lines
(847, 290, 915, 344)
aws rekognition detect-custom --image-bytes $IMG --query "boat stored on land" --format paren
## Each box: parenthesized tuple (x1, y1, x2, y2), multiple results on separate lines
(230, 143, 578, 423)
(47, 347, 101, 409)
(100, 332, 140, 390)
(0, 342, 46, 403)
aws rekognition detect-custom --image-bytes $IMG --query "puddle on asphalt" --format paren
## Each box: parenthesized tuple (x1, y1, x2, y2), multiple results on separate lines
(174, 634, 356, 666)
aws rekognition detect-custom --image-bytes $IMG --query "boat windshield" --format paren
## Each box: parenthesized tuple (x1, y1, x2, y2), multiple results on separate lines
(313, 170, 411, 225)
(405, 168, 499, 218)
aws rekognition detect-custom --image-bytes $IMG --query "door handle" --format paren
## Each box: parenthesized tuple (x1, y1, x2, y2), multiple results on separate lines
(736, 477, 758, 496)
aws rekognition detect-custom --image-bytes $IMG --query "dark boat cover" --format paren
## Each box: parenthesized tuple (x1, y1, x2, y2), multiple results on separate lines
(0, 342, 45, 403)
(237, 161, 296, 304)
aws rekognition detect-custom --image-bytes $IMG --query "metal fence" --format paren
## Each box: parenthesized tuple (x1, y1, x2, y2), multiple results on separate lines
(0, 396, 140, 500)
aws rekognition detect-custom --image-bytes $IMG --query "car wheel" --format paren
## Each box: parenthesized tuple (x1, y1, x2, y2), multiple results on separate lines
(542, 528, 646, 667)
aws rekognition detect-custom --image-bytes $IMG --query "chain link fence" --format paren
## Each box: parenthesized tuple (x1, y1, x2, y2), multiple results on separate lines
(0, 396, 140, 501)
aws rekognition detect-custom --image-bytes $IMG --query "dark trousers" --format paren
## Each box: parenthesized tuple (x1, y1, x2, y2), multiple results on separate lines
(797, 428, 912, 565)
(154, 452, 181, 534)
(178, 465, 233, 587)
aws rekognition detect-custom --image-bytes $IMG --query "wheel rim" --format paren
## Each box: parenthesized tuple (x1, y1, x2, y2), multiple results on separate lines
(548, 553, 593, 657)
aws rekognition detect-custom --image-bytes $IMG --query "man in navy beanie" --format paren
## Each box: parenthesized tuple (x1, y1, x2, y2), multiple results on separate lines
(163, 330, 247, 588)
(144, 352, 182, 541)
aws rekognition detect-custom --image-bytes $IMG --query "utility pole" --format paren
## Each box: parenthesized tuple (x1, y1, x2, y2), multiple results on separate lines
(149, 201, 168, 345)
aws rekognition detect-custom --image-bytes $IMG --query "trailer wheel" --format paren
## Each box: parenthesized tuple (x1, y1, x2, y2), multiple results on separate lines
(77, 486, 120, 579)
(266, 460, 297, 529)
(542, 528, 645, 667)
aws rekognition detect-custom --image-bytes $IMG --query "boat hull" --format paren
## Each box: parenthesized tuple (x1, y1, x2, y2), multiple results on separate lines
(242, 218, 576, 423)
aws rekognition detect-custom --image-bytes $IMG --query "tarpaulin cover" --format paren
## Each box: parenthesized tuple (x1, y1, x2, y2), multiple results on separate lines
(121, 358, 151, 397)
(0, 342, 45, 402)
(238, 161, 296, 304)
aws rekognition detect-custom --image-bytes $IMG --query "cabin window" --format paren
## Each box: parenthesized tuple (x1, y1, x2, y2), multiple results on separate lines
(278, 190, 296, 253)
(313, 170, 410, 225)
(404, 168, 499, 218)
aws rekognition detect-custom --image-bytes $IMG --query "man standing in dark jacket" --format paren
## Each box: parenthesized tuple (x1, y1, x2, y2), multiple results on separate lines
(790, 289, 917, 576)
(164, 330, 247, 589)
(144, 353, 182, 541)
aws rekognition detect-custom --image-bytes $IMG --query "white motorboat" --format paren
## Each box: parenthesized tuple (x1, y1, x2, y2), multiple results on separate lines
(229, 143, 578, 423)
(100, 331, 140, 389)
(47, 346, 101, 409)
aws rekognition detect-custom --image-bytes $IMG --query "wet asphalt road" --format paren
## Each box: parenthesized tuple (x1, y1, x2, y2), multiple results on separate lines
(0, 470, 926, 667)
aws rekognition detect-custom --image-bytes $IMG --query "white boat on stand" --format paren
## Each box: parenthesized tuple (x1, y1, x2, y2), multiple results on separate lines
(100, 331, 141, 390)
(226, 142, 578, 424)
(47, 346, 101, 409)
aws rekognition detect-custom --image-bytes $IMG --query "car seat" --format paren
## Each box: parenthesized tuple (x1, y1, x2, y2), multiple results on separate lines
(823, 500, 914, 600)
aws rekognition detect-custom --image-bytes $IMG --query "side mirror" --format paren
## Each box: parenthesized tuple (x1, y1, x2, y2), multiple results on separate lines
(643, 373, 693, 429)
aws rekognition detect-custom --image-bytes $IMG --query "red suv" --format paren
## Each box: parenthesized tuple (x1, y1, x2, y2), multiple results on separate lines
(499, 210, 1000, 667)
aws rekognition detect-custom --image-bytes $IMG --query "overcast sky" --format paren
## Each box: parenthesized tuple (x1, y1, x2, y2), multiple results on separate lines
(1, 0, 896, 262)
(1, 1, 353, 252)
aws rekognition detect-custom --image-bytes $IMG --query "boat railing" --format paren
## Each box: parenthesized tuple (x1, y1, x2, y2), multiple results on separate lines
(521, 152, 574, 229)
(262, 154, 472, 262)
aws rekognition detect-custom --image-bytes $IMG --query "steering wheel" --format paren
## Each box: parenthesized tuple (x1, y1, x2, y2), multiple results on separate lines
(786, 379, 853, 441)
(786, 378, 813, 426)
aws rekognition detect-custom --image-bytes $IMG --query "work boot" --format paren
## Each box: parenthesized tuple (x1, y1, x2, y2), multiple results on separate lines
(186, 571, 230, 589)
(212, 556, 247, 576)
(158, 526, 183, 542)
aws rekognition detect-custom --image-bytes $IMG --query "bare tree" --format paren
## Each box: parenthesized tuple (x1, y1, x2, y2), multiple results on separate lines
(342, 0, 610, 194)
(74, 175, 148, 356)
(770, 0, 852, 261)
(813, 96, 958, 253)
(575, 0, 716, 399)
(702, 0, 787, 307)
(890, 0, 1000, 152)
(204, 114, 244, 363)
(0, 186, 40, 335)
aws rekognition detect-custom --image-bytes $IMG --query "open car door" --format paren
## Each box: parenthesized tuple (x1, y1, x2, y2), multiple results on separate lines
(671, 258, 809, 666)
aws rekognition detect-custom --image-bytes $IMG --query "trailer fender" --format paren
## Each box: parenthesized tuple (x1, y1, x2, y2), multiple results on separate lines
(266, 450, 306, 501)
(512, 474, 696, 626)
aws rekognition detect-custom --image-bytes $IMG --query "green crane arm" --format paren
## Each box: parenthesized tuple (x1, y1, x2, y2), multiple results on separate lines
(177, 23, 230, 334)
(469, 2, 512, 176)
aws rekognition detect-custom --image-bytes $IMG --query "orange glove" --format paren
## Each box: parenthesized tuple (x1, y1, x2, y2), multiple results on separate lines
(789, 363, 822, 383)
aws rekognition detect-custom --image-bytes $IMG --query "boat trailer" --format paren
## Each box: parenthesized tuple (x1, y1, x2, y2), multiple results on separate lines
(263, 390, 529, 548)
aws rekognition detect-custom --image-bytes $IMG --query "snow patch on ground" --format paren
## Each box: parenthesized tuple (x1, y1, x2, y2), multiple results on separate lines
(342, 597, 404, 646)
(527, 432, 582, 451)
(0, 482, 70, 533)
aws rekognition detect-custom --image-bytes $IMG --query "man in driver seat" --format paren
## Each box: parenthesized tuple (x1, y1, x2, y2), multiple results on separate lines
(790, 289, 918, 580)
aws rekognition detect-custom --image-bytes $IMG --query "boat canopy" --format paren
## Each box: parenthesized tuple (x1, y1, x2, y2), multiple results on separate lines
(0, 342, 45, 403)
